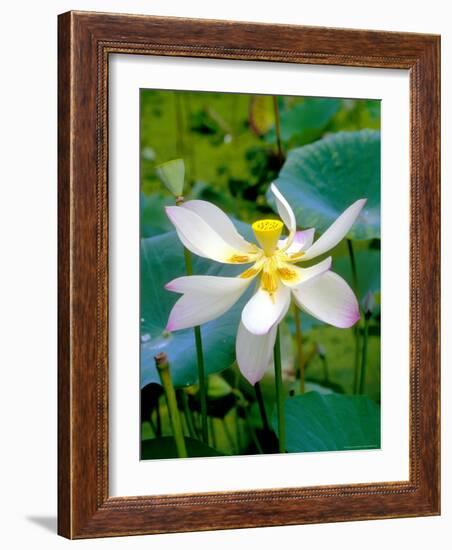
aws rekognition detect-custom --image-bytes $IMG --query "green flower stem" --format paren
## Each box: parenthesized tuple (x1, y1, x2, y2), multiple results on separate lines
(155, 353, 187, 458)
(182, 94, 198, 180)
(274, 327, 286, 453)
(147, 412, 157, 437)
(183, 245, 193, 273)
(234, 407, 242, 451)
(359, 316, 370, 395)
(352, 327, 361, 394)
(347, 239, 362, 394)
(321, 355, 330, 383)
(293, 304, 305, 394)
(174, 92, 185, 158)
(254, 381, 270, 433)
(155, 398, 162, 437)
(243, 405, 264, 454)
(347, 239, 359, 291)
(194, 326, 208, 443)
(272, 96, 283, 166)
(183, 246, 209, 444)
(222, 417, 236, 454)
(209, 416, 217, 448)
(178, 389, 197, 440)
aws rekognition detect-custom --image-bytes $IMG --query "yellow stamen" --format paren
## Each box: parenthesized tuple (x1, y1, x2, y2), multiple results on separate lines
(261, 270, 278, 293)
(240, 267, 259, 279)
(229, 254, 251, 263)
(277, 266, 298, 282)
(288, 251, 306, 261)
(252, 219, 283, 255)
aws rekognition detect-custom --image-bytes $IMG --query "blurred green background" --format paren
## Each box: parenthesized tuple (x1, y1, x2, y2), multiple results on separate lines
(139, 90, 381, 459)
(140, 91, 380, 228)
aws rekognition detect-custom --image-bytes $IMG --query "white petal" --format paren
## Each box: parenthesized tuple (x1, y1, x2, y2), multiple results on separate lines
(166, 206, 256, 264)
(236, 322, 277, 385)
(270, 183, 296, 247)
(182, 200, 254, 253)
(241, 283, 291, 335)
(166, 275, 251, 331)
(292, 271, 360, 328)
(279, 257, 332, 288)
(278, 228, 315, 254)
(171, 226, 205, 258)
(302, 199, 367, 261)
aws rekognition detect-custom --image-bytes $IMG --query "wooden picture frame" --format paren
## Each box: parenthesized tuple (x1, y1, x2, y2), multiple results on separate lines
(58, 10, 440, 538)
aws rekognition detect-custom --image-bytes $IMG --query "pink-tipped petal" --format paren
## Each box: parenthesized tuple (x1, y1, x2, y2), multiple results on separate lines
(165, 275, 251, 295)
(292, 271, 360, 328)
(164, 280, 178, 292)
(164, 206, 205, 257)
(235, 322, 277, 385)
(165, 275, 252, 331)
(302, 199, 367, 261)
(270, 183, 296, 248)
(165, 205, 256, 264)
(279, 228, 315, 254)
(165, 319, 176, 332)
(182, 200, 254, 253)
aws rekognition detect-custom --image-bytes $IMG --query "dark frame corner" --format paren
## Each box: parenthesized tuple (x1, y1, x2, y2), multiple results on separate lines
(58, 10, 440, 539)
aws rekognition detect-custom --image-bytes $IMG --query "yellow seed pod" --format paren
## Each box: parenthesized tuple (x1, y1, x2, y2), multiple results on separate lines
(252, 219, 283, 255)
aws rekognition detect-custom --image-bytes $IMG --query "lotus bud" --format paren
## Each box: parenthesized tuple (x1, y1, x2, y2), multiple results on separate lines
(156, 158, 185, 199)
(362, 290, 376, 319)
(316, 342, 326, 358)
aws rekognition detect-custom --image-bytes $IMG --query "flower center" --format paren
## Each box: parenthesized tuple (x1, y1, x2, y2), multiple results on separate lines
(252, 219, 283, 256)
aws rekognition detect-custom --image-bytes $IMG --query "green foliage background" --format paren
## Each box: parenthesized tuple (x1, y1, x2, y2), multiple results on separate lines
(140, 90, 381, 459)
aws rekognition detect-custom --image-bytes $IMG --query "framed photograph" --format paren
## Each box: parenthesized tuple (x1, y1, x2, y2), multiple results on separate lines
(58, 11, 440, 538)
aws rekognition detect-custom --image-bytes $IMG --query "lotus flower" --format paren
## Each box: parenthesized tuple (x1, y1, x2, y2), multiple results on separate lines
(164, 184, 366, 384)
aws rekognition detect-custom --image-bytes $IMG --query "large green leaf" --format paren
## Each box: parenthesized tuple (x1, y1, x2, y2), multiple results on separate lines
(266, 98, 341, 145)
(272, 392, 380, 452)
(141, 436, 224, 459)
(270, 130, 380, 239)
(140, 192, 173, 237)
(334, 249, 380, 296)
(140, 229, 251, 389)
